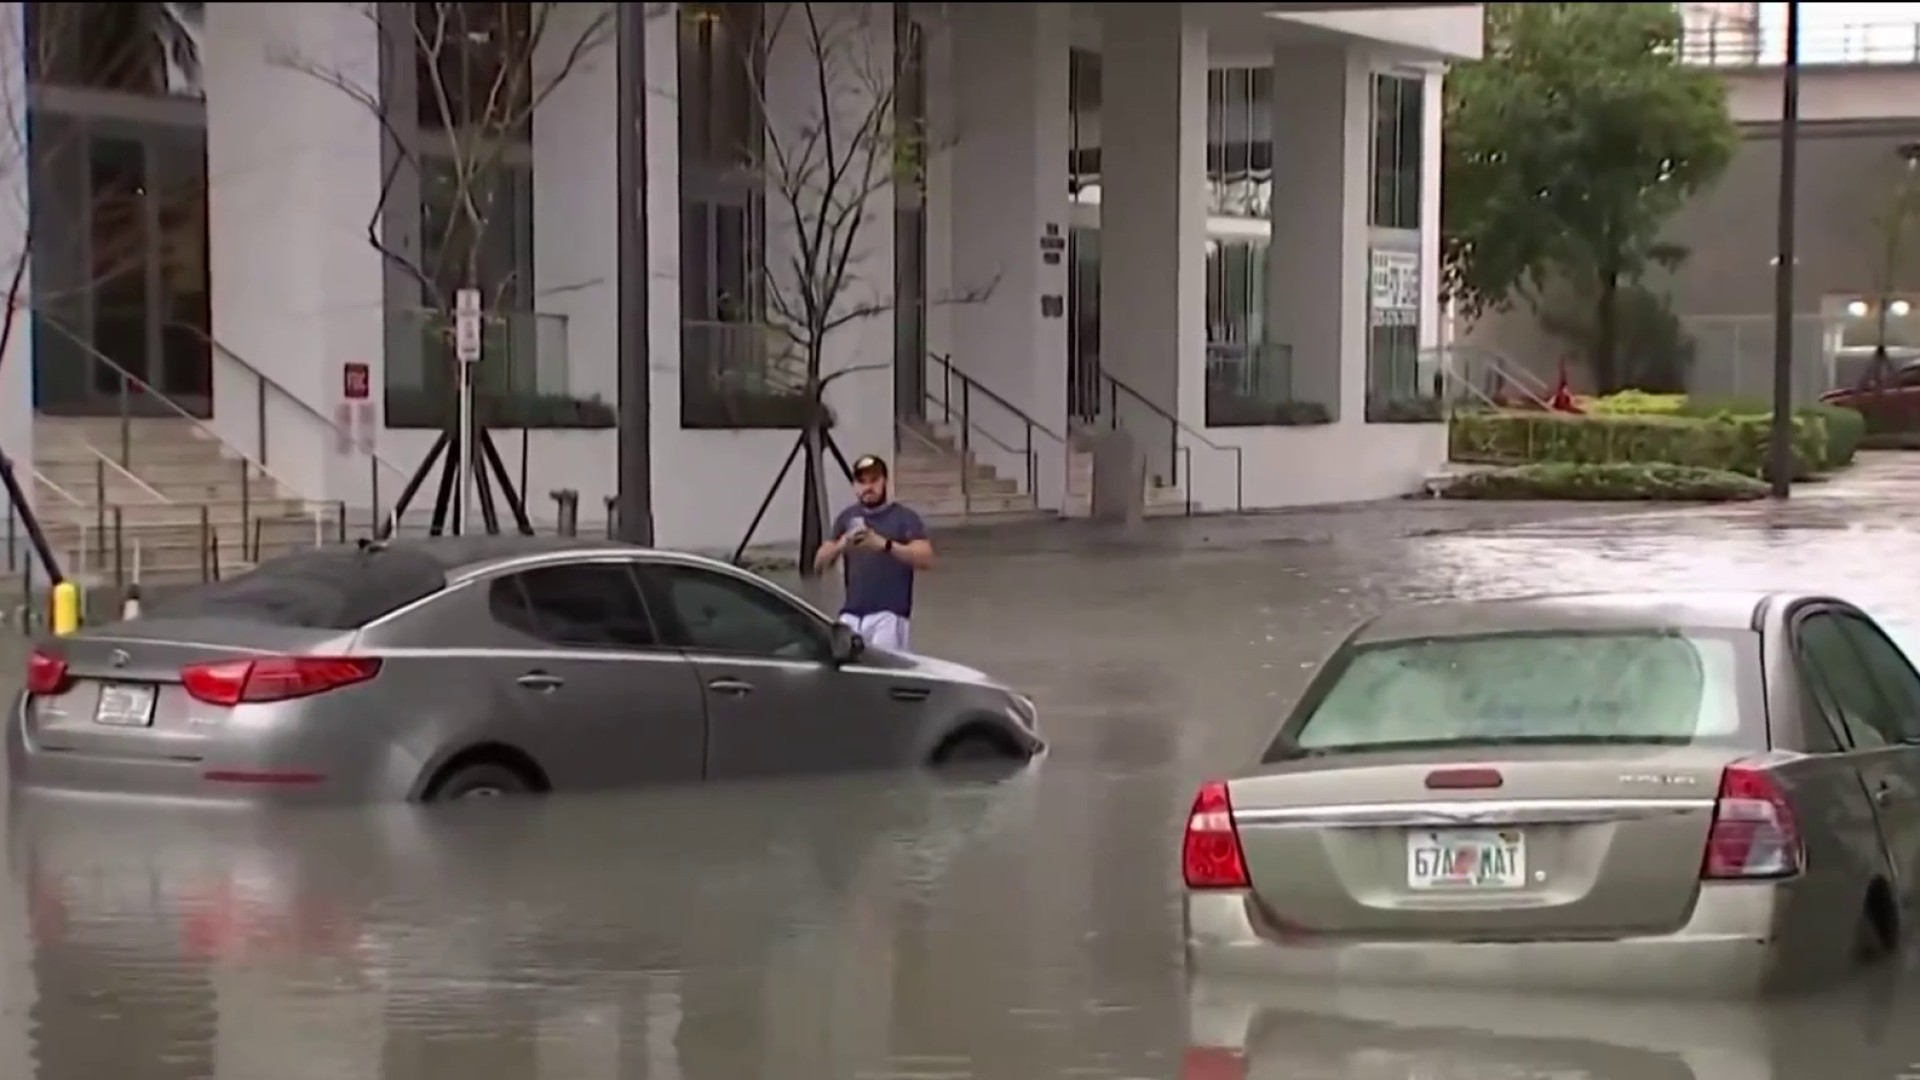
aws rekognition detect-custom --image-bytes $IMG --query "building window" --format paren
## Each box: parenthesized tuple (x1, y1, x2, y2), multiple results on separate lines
(1369, 73, 1422, 231)
(678, 2, 804, 429)
(1365, 246, 1433, 421)
(414, 2, 533, 137)
(25, 2, 206, 99)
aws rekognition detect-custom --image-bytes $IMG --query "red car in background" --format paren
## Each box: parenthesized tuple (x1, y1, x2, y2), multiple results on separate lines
(1820, 358, 1920, 436)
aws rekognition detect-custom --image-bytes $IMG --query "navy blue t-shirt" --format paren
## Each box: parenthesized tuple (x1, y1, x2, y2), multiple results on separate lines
(833, 501, 926, 617)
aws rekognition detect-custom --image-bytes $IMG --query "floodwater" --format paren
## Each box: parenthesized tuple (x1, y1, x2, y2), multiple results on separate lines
(8, 457, 1920, 1079)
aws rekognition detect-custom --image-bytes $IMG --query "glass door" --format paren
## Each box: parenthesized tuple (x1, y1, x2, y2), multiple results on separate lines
(29, 111, 210, 417)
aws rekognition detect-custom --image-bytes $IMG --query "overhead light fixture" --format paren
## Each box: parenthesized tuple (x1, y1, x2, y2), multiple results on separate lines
(1846, 299, 1870, 317)
(1893, 299, 1913, 317)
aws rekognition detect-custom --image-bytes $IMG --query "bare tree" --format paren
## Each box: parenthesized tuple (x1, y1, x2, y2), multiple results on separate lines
(277, 3, 616, 383)
(0, 2, 207, 583)
(728, 2, 989, 573)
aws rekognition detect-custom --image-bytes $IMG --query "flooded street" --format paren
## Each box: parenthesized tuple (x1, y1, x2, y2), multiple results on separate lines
(9, 456, 1920, 1079)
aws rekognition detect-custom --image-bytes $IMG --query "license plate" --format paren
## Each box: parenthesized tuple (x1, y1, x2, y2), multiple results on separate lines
(1406, 829, 1526, 890)
(93, 684, 157, 728)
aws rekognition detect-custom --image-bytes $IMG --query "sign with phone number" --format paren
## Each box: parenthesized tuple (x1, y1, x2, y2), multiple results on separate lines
(1370, 249, 1420, 328)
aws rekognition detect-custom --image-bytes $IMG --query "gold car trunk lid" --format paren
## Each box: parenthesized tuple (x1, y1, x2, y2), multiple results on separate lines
(1226, 746, 1731, 941)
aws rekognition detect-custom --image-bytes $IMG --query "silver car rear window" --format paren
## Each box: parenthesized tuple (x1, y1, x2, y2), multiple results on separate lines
(144, 546, 448, 630)
(1269, 629, 1763, 759)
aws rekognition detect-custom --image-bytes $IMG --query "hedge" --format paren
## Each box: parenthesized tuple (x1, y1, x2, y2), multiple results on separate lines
(1449, 409, 1823, 480)
(1584, 392, 1864, 470)
(1441, 462, 1769, 502)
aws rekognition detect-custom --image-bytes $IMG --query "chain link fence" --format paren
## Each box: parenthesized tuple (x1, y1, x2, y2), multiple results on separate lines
(1682, 315, 1844, 405)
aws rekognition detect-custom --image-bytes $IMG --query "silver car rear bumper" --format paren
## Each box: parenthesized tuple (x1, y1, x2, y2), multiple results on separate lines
(1184, 884, 1780, 997)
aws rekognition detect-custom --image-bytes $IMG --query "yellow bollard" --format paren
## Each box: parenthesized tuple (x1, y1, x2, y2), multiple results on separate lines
(50, 580, 79, 637)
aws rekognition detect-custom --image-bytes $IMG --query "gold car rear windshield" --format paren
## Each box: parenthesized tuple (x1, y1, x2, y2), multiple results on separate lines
(1273, 629, 1761, 758)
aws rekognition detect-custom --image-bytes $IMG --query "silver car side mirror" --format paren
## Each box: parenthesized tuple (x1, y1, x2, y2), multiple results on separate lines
(829, 623, 865, 664)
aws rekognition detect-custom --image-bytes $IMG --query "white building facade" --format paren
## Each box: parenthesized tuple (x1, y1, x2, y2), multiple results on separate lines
(0, 2, 1480, 554)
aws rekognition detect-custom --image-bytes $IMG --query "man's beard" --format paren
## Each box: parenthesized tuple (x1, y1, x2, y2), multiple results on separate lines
(859, 489, 887, 506)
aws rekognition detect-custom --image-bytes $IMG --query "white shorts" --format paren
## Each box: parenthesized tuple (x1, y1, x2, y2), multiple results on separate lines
(839, 611, 911, 653)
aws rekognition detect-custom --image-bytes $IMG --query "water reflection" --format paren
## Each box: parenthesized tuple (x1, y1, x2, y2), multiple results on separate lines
(1186, 972, 1920, 1079)
(8, 771, 1042, 1080)
(8, 461, 1920, 1077)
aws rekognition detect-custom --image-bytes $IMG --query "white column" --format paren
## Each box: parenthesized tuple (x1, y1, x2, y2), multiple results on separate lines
(530, 1, 620, 521)
(761, 1, 895, 478)
(1418, 66, 1444, 353)
(204, 2, 387, 508)
(1266, 41, 1369, 423)
(0, 1, 32, 509)
(1097, 3, 1207, 482)
(946, 2, 1072, 508)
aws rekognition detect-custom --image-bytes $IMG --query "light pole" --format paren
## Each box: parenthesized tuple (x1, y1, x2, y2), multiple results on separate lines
(1767, 0, 1801, 499)
(615, 0, 655, 544)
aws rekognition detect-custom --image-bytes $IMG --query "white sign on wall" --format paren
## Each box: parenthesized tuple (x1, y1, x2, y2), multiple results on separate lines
(1369, 249, 1420, 329)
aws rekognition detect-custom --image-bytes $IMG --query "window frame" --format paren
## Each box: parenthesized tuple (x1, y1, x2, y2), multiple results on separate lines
(485, 557, 665, 652)
(1367, 70, 1424, 231)
(638, 561, 834, 664)
(1795, 606, 1920, 749)
(1264, 627, 1767, 762)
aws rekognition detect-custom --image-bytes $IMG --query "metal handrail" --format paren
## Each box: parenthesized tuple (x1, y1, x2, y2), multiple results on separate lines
(923, 352, 1066, 500)
(1099, 370, 1244, 514)
(176, 323, 413, 491)
(1432, 343, 1555, 410)
(36, 318, 305, 499)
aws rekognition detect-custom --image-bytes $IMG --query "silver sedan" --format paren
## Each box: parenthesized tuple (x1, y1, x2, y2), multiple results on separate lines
(9, 537, 1043, 803)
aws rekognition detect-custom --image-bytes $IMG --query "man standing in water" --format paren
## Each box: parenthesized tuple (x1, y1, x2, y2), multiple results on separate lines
(814, 454, 935, 652)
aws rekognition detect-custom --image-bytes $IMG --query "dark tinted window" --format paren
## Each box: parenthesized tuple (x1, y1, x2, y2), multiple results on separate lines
(1837, 615, 1920, 741)
(1797, 613, 1911, 749)
(1267, 630, 1759, 760)
(145, 546, 447, 629)
(489, 564, 658, 649)
(646, 566, 826, 661)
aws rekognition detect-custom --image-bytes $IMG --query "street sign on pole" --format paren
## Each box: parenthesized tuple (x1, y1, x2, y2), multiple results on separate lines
(453, 288, 482, 534)
(454, 288, 483, 365)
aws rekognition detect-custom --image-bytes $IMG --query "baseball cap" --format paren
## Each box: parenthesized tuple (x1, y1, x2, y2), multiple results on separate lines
(852, 454, 888, 478)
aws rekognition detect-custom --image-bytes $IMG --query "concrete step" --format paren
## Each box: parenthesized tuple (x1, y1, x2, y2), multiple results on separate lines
(922, 507, 1059, 529)
(37, 499, 318, 530)
(913, 491, 1037, 517)
(33, 441, 235, 469)
(46, 517, 337, 580)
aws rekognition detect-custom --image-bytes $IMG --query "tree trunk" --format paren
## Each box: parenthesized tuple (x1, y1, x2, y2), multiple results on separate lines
(797, 342, 829, 579)
(1592, 269, 1621, 393)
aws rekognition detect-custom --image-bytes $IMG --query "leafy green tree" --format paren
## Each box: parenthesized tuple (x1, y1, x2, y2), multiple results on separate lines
(1443, 3, 1737, 391)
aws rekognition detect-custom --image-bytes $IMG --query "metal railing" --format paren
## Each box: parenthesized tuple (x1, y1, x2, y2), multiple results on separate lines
(680, 320, 810, 427)
(1203, 342, 1303, 425)
(922, 352, 1066, 503)
(38, 319, 414, 521)
(1099, 371, 1243, 516)
(1681, 21, 1920, 67)
(387, 307, 572, 399)
(1430, 343, 1555, 411)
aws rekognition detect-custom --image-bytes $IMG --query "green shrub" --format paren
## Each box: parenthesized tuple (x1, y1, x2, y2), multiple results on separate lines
(1365, 395, 1445, 424)
(1676, 397, 1863, 470)
(1448, 410, 1821, 480)
(1585, 390, 1688, 416)
(386, 389, 616, 430)
(1441, 462, 1769, 502)
(1207, 396, 1334, 427)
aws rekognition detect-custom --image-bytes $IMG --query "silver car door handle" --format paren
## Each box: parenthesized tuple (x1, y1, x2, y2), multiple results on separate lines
(707, 678, 754, 696)
(516, 672, 565, 692)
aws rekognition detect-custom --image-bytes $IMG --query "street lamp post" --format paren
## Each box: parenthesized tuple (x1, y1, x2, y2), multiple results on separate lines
(614, 0, 655, 544)
(1766, 0, 1801, 499)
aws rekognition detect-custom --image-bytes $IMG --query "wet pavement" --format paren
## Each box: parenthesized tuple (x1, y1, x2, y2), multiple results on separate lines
(8, 455, 1920, 1078)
